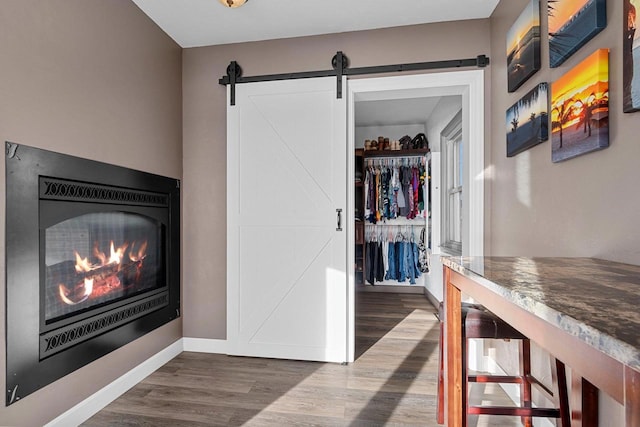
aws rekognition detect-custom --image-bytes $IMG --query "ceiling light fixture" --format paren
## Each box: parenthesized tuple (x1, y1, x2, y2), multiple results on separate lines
(219, 0, 247, 7)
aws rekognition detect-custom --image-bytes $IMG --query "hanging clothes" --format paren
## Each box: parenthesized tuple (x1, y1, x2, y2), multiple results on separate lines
(390, 166, 400, 219)
(382, 167, 391, 219)
(364, 224, 426, 285)
(364, 156, 428, 223)
(365, 240, 376, 284)
(362, 154, 428, 286)
(364, 167, 371, 222)
(365, 237, 385, 285)
(396, 239, 406, 282)
(365, 168, 376, 224)
(409, 166, 420, 219)
(384, 240, 397, 281)
(418, 164, 426, 213)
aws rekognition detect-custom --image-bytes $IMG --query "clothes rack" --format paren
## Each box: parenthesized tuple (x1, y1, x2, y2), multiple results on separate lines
(365, 156, 426, 168)
(364, 224, 424, 243)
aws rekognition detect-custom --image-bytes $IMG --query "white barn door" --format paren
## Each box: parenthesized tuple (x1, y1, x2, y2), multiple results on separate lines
(227, 77, 347, 363)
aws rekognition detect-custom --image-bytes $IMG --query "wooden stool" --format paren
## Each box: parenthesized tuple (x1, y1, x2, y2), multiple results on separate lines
(436, 302, 570, 426)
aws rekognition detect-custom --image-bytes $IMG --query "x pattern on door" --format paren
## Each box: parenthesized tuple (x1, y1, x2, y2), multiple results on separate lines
(228, 77, 347, 362)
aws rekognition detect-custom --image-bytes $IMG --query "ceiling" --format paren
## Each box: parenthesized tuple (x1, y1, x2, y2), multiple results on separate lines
(355, 97, 444, 127)
(131, 0, 499, 48)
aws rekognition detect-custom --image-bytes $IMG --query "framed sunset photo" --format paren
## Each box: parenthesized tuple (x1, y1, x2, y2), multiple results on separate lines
(548, 0, 607, 68)
(507, 0, 541, 92)
(624, 0, 640, 112)
(506, 83, 549, 157)
(551, 49, 609, 163)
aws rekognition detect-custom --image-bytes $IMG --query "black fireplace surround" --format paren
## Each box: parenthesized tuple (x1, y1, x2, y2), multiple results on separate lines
(5, 143, 180, 405)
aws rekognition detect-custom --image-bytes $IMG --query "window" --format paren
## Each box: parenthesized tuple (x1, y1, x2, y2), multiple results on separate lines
(441, 112, 463, 255)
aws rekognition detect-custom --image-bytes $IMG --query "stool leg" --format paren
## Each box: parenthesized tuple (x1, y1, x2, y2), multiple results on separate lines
(437, 319, 444, 424)
(463, 336, 469, 421)
(551, 358, 570, 427)
(570, 374, 598, 427)
(519, 339, 533, 427)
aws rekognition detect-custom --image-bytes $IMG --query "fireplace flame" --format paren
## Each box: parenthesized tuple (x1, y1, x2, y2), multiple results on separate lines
(58, 240, 147, 305)
(108, 241, 127, 265)
(59, 278, 93, 305)
(93, 241, 129, 267)
(74, 252, 95, 273)
(129, 241, 148, 262)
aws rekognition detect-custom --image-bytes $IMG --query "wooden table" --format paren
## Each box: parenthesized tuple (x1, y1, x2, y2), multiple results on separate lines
(442, 257, 640, 427)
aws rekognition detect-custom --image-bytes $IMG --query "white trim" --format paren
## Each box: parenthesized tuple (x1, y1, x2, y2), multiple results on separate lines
(346, 70, 485, 362)
(465, 70, 485, 257)
(441, 111, 463, 255)
(346, 81, 356, 364)
(44, 339, 183, 427)
(226, 83, 240, 355)
(183, 337, 229, 353)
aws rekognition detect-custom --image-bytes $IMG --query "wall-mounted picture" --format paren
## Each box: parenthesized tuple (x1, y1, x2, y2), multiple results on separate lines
(624, 0, 640, 112)
(548, 0, 606, 68)
(551, 49, 609, 163)
(507, 0, 541, 92)
(506, 83, 548, 157)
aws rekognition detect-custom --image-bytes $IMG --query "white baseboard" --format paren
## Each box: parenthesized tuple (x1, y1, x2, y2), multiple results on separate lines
(183, 337, 228, 353)
(423, 287, 440, 310)
(44, 339, 184, 427)
(357, 284, 424, 294)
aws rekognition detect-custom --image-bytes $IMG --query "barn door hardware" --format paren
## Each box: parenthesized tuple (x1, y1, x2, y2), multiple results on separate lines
(333, 51, 347, 100)
(219, 52, 490, 106)
(226, 61, 241, 106)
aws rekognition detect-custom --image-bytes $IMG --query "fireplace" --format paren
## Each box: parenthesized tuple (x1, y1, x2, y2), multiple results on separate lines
(5, 143, 180, 405)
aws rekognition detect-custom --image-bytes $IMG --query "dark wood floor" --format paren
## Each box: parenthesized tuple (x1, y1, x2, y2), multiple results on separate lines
(83, 293, 520, 426)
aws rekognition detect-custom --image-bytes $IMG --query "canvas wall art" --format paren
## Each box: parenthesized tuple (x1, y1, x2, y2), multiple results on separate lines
(506, 83, 548, 157)
(551, 49, 609, 163)
(507, 0, 541, 92)
(624, 0, 640, 112)
(548, 0, 607, 68)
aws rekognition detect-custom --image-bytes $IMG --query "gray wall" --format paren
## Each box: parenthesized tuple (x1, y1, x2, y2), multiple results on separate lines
(488, 0, 629, 421)
(0, 1, 182, 424)
(489, 0, 640, 265)
(182, 19, 492, 339)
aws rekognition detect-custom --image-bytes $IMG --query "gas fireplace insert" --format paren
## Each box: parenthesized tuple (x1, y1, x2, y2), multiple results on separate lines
(5, 143, 180, 405)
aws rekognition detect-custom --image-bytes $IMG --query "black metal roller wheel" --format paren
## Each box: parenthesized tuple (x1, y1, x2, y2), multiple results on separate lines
(331, 53, 349, 71)
(227, 62, 242, 78)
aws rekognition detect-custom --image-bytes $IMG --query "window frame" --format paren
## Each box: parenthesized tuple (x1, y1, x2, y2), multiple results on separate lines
(441, 111, 463, 255)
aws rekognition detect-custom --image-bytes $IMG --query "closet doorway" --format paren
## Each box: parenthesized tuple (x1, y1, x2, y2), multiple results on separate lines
(347, 71, 485, 362)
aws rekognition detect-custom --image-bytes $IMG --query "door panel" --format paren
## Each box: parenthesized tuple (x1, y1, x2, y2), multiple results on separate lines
(227, 77, 347, 362)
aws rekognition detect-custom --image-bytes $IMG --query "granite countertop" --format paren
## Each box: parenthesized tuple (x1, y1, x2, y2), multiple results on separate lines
(442, 256, 640, 371)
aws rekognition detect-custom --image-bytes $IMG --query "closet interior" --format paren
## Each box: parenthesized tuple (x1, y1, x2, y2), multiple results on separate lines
(353, 95, 460, 294)
(355, 148, 431, 290)
(352, 92, 462, 361)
